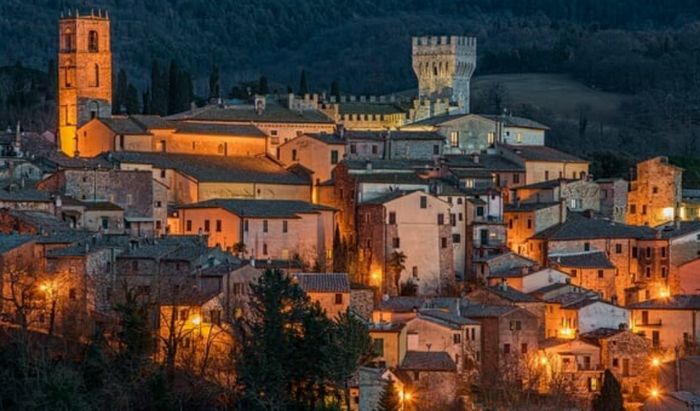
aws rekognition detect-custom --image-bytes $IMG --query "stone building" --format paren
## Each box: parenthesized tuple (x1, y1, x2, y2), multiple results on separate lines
(294, 273, 351, 319)
(459, 303, 539, 384)
(513, 178, 600, 212)
(176, 199, 335, 269)
(549, 251, 618, 302)
(504, 202, 567, 259)
(58, 10, 112, 156)
(537, 339, 603, 398)
(412, 36, 476, 112)
(356, 191, 454, 296)
(498, 145, 589, 185)
(486, 267, 570, 294)
(628, 295, 700, 349)
(580, 328, 651, 398)
(597, 178, 628, 223)
(277, 133, 346, 185)
(398, 351, 459, 407)
(345, 130, 444, 161)
(626, 156, 683, 227)
(543, 292, 628, 339)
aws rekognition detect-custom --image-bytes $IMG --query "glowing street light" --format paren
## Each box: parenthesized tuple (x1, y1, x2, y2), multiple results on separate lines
(190, 314, 202, 326)
(651, 357, 661, 367)
(650, 387, 660, 398)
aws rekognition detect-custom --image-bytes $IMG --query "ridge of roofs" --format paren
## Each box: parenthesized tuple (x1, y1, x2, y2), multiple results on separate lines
(400, 351, 457, 372)
(172, 122, 266, 137)
(344, 130, 443, 141)
(295, 273, 350, 293)
(480, 114, 550, 130)
(503, 145, 586, 163)
(178, 198, 334, 218)
(549, 251, 615, 269)
(107, 151, 309, 185)
(628, 295, 700, 310)
(166, 102, 333, 124)
(534, 212, 657, 240)
(517, 178, 579, 190)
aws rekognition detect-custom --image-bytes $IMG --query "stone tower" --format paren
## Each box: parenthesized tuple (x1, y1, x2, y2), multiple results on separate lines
(57, 10, 112, 156)
(412, 36, 476, 113)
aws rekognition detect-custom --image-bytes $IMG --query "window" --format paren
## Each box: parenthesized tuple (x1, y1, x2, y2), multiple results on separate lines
(126, 194, 133, 206)
(513, 174, 520, 184)
(632, 247, 638, 258)
(350, 144, 356, 154)
(371, 145, 378, 154)
(641, 311, 649, 324)
(630, 204, 637, 214)
(441, 237, 448, 248)
(88, 30, 99, 52)
(216, 220, 222, 232)
(652, 331, 660, 347)
(476, 207, 484, 217)
(335, 293, 343, 305)
(292, 149, 297, 161)
(453, 333, 461, 344)
(571, 269, 577, 278)
(450, 131, 459, 147)
(263, 220, 268, 233)
(179, 309, 189, 321)
(282, 220, 288, 233)
(545, 170, 550, 180)
(616, 244, 622, 254)
(186, 220, 192, 231)
(331, 150, 339, 165)
(204, 220, 210, 232)
(521, 343, 528, 354)
(510, 320, 522, 331)
(612, 358, 619, 367)
(210, 310, 221, 326)
(438, 214, 445, 225)
(598, 270, 604, 278)
(508, 219, 513, 229)
(218, 144, 225, 154)
(373, 339, 384, 356)
(63, 30, 75, 51)
(642, 205, 647, 215)
(653, 186, 658, 194)
(270, 130, 278, 136)
(661, 247, 667, 258)
(516, 132, 523, 143)
(69, 288, 77, 300)
(389, 212, 396, 224)
(584, 242, 590, 251)
(263, 243, 268, 255)
(503, 343, 511, 354)
(527, 219, 532, 229)
(244, 220, 249, 232)
(101, 217, 109, 230)
(487, 132, 495, 145)
(420, 196, 427, 209)
(453, 234, 461, 243)
(661, 266, 667, 278)
(589, 377, 599, 392)
(412, 266, 418, 278)
(392, 237, 400, 248)
(433, 145, 439, 155)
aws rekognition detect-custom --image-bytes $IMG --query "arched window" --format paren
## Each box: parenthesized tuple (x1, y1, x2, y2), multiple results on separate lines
(88, 31, 99, 52)
(93, 64, 100, 87)
(89, 101, 99, 119)
(217, 144, 225, 154)
(63, 29, 75, 51)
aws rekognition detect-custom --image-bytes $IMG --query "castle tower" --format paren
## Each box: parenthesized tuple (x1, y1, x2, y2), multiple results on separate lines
(412, 36, 476, 113)
(57, 10, 112, 156)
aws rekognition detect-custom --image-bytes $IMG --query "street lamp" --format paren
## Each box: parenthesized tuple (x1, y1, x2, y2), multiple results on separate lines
(651, 357, 661, 367)
(39, 280, 58, 336)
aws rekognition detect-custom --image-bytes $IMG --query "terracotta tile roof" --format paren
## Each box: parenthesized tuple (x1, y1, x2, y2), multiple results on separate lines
(549, 251, 615, 269)
(301, 133, 347, 145)
(338, 103, 407, 116)
(418, 309, 479, 327)
(295, 273, 350, 293)
(344, 159, 435, 171)
(458, 303, 518, 318)
(400, 351, 457, 372)
(534, 212, 657, 240)
(504, 202, 561, 212)
(99, 117, 150, 135)
(172, 122, 266, 137)
(179, 198, 334, 218)
(517, 178, 578, 190)
(628, 295, 700, 310)
(345, 130, 443, 141)
(108, 151, 310, 185)
(354, 172, 429, 186)
(656, 221, 700, 239)
(480, 114, 550, 130)
(167, 103, 333, 124)
(0, 234, 34, 254)
(503, 145, 586, 163)
(485, 285, 542, 302)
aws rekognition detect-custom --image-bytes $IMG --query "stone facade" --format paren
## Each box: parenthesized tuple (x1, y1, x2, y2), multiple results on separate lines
(626, 157, 682, 227)
(412, 36, 476, 111)
(598, 178, 628, 223)
(58, 11, 113, 156)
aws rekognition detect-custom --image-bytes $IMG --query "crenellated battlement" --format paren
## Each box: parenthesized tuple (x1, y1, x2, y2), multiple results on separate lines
(412, 35, 477, 50)
(60, 9, 109, 20)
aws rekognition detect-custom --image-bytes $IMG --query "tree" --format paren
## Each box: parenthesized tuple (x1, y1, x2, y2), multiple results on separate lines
(142, 89, 151, 114)
(150, 60, 167, 115)
(330, 80, 340, 100)
(298, 69, 308, 95)
(376, 378, 401, 411)
(258, 76, 269, 95)
(332, 226, 347, 273)
(387, 251, 407, 294)
(114, 68, 128, 114)
(592, 369, 624, 411)
(208, 64, 220, 100)
(167, 60, 192, 115)
(125, 84, 140, 114)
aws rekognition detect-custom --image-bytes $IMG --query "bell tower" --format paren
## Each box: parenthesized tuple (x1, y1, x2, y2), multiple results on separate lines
(57, 10, 112, 156)
(412, 36, 476, 113)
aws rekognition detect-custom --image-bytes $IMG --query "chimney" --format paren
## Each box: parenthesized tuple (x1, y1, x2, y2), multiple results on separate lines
(366, 161, 373, 171)
(190, 102, 197, 114)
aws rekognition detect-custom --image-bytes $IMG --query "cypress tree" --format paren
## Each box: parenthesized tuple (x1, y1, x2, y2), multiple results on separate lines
(298, 69, 308, 95)
(114, 69, 128, 114)
(376, 378, 401, 411)
(150, 60, 167, 115)
(46, 59, 56, 101)
(592, 369, 624, 411)
(142, 89, 151, 115)
(208, 64, 220, 100)
(258, 76, 269, 95)
(167, 60, 179, 115)
(330, 80, 340, 100)
(125, 84, 140, 115)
